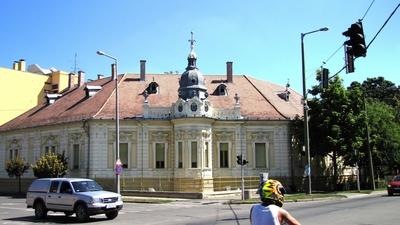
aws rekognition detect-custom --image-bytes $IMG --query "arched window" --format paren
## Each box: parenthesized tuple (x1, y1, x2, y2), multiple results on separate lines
(212, 84, 228, 96)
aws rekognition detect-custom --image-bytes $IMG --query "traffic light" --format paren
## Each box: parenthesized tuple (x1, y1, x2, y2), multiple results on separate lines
(236, 154, 242, 165)
(345, 46, 355, 73)
(342, 21, 367, 57)
(236, 154, 249, 165)
(321, 68, 329, 89)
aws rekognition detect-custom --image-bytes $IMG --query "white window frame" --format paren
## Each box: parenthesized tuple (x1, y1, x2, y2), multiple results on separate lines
(175, 141, 184, 168)
(153, 142, 168, 169)
(253, 142, 269, 168)
(217, 142, 231, 168)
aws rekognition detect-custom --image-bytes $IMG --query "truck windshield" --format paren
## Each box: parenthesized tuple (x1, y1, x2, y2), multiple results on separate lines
(71, 180, 103, 192)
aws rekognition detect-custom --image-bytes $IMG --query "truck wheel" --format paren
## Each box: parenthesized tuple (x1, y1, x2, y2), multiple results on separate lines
(75, 204, 89, 222)
(34, 202, 47, 219)
(105, 211, 118, 220)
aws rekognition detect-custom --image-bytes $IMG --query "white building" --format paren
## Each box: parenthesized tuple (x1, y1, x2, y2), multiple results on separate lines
(0, 37, 303, 193)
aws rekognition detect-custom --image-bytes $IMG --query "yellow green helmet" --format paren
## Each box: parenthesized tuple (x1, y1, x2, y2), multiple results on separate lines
(259, 179, 286, 207)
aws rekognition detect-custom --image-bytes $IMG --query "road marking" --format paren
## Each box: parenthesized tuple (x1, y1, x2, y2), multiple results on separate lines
(0, 206, 32, 212)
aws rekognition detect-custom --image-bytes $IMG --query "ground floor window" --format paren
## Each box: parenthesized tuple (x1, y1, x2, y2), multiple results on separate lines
(255, 143, 267, 168)
(177, 142, 183, 168)
(191, 141, 197, 168)
(155, 143, 166, 168)
(8, 149, 19, 160)
(73, 144, 80, 169)
(45, 146, 56, 154)
(120, 143, 129, 168)
(219, 142, 229, 168)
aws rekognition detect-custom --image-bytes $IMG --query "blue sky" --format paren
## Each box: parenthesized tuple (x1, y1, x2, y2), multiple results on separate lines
(1, 0, 399, 93)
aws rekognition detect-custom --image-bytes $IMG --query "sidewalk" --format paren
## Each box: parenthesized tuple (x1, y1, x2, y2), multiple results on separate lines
(338, 190, 386, 199)
(121, 190, 388, 204)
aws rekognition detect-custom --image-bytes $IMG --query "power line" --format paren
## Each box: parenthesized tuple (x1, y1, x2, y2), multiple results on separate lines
(361, 0, 375, 21)
(328, 2, 399, 79)
(322, 44, 344, 66)
(321, 0, 375, 69)
(366, 2, 400, 49)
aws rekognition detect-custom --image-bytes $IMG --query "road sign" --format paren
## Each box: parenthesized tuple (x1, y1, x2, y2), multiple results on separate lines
(304, 164, 311, 177)
(115, 159, 123, 175)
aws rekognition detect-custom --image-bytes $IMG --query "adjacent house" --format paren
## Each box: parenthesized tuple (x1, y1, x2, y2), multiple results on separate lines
(0, 60, 78, 125)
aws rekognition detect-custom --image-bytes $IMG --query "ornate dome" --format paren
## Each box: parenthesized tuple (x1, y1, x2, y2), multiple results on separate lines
(178, 32, 208, 100)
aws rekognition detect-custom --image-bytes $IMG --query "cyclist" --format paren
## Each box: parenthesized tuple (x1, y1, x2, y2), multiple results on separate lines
(250, 179, 301, 225)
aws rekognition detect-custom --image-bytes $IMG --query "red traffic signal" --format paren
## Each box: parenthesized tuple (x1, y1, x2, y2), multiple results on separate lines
(342, 22, 367, 57)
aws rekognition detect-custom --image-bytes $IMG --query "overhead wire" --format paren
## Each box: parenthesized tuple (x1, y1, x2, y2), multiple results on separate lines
(366, 2, 400, 50)
(361, 0, 375, 21)
(326, 1, 400, 80)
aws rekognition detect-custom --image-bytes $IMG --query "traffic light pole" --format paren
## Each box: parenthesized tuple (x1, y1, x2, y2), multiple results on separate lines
(301, 33, 312, 195)
(241, 160, 244, 200)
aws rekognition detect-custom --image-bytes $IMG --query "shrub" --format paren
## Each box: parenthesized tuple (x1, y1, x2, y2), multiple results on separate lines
(32, 152, 68, 178)
(5, 157, 30, 193)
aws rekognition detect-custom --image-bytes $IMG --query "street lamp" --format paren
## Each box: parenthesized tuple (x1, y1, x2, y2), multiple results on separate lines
(301, 27, 328, 195)
(96, 50, 121, 194)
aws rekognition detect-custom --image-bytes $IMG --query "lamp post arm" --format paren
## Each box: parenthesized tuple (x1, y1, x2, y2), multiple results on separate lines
(302, 27, 329, 37)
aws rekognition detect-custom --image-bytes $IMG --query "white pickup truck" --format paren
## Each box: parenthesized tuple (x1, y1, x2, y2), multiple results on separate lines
(26, 178, 123, 221)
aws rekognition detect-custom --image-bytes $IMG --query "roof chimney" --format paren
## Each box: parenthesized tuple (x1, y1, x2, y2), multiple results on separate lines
(226, 61, 233, 83)
(111, 64, 116, 80)
(97, 74, 104, 80)
(18, 59, 26, 72)
(12, 61, 19, 70)
(140, 60, 146, 81)
(78, 71, 85, 86)
(68, 73, 74, 89)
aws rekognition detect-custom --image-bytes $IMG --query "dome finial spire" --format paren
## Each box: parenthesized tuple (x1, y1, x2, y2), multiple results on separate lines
(186, 31, 197, 69)
(188, 31, 196, 52)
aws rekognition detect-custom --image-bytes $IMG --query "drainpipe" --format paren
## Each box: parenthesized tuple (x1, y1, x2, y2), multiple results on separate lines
(138, 120, 144, 190)
(83, 120, 91, 178)
(289, 127, 295, 191)
(240, 123, 244, 200)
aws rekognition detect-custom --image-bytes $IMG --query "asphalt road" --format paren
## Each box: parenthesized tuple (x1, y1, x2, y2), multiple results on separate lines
(0, 194, 398, 225)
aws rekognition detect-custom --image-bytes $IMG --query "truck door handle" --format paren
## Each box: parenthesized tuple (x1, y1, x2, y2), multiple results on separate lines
(58, 196, 61, 198)
(48, 195, 51, 198)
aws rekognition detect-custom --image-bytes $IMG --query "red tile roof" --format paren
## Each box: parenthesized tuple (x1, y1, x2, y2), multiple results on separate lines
(0, 74, 303, 131)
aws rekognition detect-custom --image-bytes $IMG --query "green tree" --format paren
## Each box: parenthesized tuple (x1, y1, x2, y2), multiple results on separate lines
(5, 157, 30, 194)
(308, 75, 351, 189)
(349, 79, 400, 178)
(366, 100, 400, 176)
(32, 152, 68, 178)
(361, 77, 399, 108)
(291, 75, 399, 190)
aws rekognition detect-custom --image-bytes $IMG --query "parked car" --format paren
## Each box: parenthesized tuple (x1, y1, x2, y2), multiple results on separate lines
(26, 178, 123, 221)
(387, 175, 400, 196)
